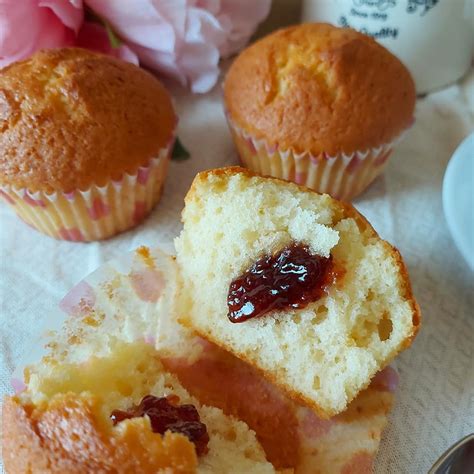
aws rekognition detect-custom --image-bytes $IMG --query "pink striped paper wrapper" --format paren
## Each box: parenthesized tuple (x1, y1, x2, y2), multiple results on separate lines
(11, 245, 178, 392)
(227, 118, 403, 201)
(0, 138, 175, 242)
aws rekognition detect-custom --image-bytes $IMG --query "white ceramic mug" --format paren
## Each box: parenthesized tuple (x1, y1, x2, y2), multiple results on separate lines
(302, 0, 474, 94)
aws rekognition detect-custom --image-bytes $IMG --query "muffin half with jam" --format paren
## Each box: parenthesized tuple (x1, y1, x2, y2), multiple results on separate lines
(175, 167, 420, 418)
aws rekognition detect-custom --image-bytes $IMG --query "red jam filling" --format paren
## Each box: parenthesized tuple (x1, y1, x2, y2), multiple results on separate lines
(227, 244, 335, 323)
(111, 394, 209, 456)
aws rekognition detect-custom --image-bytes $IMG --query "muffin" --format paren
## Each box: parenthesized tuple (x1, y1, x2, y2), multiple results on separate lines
(3, 343, 275, 474)
(0, 48, 176, 241)
(3, 240, 398, 473)
(175, 167, 420, 417)
(3, 246, 275, 473)
(223, 23, 416, 200)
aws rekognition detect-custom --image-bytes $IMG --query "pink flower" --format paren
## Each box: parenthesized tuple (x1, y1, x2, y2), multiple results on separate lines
(76, 22, 138, 65)
(0, 0, 271, 93)
(0, 0, 83, 69)
(85, 0, 272, 93)
(209, 1, 273, 57)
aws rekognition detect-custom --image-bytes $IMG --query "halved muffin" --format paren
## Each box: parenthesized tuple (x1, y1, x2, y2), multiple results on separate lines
(175, 167, 420, 418)
(2, 248, 275, 474)
(3, 342, 276, 474)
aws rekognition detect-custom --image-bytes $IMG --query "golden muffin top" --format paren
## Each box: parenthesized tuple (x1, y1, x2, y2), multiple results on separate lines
(224, 23, 415, 156)
(0, 48, 176, 193)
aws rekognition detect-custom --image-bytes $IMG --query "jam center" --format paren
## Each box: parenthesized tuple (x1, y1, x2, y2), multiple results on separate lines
(227, 244, 334, 323)
(111, 394, 209, 456)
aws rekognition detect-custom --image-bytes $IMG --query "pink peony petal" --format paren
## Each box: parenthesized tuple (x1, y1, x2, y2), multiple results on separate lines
(85, 0, 183, 52)
(132, 47, 187, 86)
(130, 268, 164, 303)
(0, 0, 79, 69)
(39, 0, 83, 33)
(179, 41, 220, 93)
(215, 0, 272, 57)
(76, 22, 138, 65)
(197, 0, 221, 16)
(59, 280, 95, 316)
(116, 44, 139, 64)
(84, 0, 270, 93)
(75, 21, 108, 52)
(186, 7, 225, 45)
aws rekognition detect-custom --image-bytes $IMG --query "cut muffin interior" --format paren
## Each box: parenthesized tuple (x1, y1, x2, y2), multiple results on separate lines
(4, 341, 276, 474)
(175, 167, 420, 418)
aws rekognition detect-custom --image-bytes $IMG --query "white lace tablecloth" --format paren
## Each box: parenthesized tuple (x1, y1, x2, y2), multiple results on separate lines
(1, 68, 473, 474)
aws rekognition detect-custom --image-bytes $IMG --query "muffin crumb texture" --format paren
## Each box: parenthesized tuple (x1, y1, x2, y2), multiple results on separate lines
(175, 167, 420, 417)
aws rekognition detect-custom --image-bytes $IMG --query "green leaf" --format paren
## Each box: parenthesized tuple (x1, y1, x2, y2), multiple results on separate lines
(171, 137, 191, 161)
(105, 22, 122, 48)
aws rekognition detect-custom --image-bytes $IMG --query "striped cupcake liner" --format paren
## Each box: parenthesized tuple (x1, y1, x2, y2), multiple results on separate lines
(0, 141, 174, 242)
(11, 246, 178, 392)
(227, 118, 402, 201)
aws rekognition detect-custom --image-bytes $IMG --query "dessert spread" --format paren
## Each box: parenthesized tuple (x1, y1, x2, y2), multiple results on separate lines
(227, 244, 334, 322)
(111, 394, 210, 456)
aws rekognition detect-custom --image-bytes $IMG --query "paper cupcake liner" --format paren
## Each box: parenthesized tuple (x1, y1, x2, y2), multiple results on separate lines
(0, 142, 174, 242)
(11, 246, 178, 391)
(227, 118, 401, 201)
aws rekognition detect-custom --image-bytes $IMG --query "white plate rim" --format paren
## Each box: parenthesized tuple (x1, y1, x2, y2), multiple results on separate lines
(442, 132, 474, 271)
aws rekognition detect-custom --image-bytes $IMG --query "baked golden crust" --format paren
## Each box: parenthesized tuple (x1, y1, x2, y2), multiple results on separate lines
(181, 167, 421, 418)
(0, 48, 176, 193)
(2, 393, 198, 474)
(224, 24, 416, 156)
